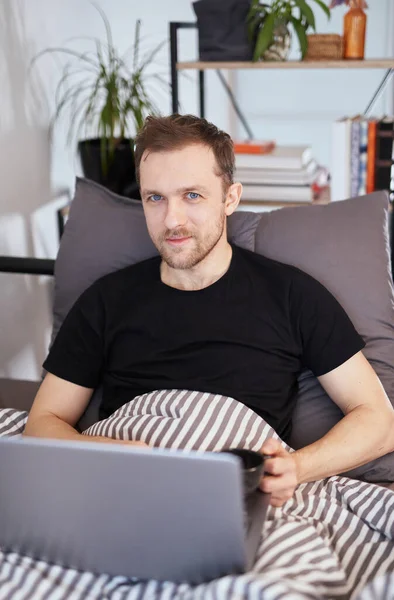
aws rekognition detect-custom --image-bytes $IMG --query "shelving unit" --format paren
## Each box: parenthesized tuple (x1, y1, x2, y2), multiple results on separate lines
(170, 22, 394, 119)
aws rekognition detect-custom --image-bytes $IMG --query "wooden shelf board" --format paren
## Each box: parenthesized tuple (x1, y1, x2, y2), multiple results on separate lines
(177, 59, 394, 71)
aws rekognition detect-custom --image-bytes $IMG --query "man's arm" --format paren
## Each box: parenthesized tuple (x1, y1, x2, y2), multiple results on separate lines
(293, 351, 394, 482)
(24, 372, 146, 447)
(260, 352, 394, 506)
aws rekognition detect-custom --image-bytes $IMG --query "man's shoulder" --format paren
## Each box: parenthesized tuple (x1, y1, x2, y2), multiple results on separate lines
(234, 244, 305, 280)
(97, 254, 160, 285)
(234, 244, 325, 297)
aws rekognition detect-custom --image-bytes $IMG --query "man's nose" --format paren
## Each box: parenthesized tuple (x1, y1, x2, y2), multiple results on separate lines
(164, 199, 187, 230)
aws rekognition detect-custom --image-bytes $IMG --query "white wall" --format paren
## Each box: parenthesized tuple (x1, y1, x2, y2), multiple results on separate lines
(0, 0, 393, 381)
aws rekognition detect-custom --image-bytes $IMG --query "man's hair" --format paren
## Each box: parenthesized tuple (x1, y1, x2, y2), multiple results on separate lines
(134, 114, 235, 191)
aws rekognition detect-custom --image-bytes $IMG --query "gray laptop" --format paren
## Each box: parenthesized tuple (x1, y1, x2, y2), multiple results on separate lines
(0, 437, 269, 584)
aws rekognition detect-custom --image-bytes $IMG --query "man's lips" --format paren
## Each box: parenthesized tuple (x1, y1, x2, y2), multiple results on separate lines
(166, 236, 192, 245)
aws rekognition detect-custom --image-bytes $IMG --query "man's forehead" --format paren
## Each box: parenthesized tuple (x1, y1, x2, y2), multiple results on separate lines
(140, 146, 221, 189)
(140, 143, 216, 169)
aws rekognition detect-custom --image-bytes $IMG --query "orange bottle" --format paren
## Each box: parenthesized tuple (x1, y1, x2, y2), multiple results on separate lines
(343, 3, 367, 59)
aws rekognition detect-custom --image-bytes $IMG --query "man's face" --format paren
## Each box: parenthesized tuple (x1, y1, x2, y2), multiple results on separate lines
(139, 143, 229, 270)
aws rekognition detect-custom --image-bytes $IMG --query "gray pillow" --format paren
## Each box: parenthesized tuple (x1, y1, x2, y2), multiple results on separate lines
(254, 191, 394, 482)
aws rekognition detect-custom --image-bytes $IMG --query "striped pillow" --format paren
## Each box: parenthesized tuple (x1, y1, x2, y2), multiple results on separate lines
(83, 390, 288, 452)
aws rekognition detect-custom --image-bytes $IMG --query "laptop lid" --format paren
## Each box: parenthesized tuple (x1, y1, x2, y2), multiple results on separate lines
(0, 437, 264, 584)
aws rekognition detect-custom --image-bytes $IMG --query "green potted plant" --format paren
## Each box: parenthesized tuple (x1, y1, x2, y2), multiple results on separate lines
(247, 0, 331, 62)
(33, 4, 166, 198)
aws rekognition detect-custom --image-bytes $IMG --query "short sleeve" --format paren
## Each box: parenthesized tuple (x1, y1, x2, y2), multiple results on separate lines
(290, 270, 366, 376)
(43, 281, 105, 388)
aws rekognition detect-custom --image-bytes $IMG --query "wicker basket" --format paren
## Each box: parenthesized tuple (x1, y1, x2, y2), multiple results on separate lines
(305, 34, 344, 60)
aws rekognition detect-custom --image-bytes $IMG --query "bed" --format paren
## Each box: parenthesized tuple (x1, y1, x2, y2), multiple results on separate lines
(1, 178, 394, 599)
(0, 391, 394, 599)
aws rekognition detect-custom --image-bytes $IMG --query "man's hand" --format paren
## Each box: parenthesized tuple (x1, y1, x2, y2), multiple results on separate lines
(259, 438, 299, 507)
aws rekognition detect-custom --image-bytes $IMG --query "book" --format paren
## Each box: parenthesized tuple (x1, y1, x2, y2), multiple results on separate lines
(331, 114, 394, 200)
(233, 140, 276, 154)
(234, 160, 319, 186)
(235, 145, 312, 171)
(375, 117, 394, 194)
(241, 183, 314, 203)
(350, 118, 361, 197)
(366, 119, 377, 194)
(358, 119, 368, 196)
(331, 118, 351, 202)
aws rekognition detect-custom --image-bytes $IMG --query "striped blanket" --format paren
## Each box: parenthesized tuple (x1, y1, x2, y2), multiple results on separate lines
(0, 391, 394, 600)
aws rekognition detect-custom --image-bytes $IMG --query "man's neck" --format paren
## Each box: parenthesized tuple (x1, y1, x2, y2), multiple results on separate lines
(160, 242, 233, 291)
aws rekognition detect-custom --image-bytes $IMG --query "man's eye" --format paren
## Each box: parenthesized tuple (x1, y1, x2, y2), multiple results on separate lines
(187, 192, 200, 200)
(150, 194, 162, 202)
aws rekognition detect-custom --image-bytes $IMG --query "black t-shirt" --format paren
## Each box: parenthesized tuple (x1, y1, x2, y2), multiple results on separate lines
(43, 244, 365, 440)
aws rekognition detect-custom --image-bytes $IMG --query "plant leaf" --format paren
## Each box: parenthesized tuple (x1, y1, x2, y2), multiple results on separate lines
(246, 0, 269, 46)
(55, 83, 94, 125)
(145, 72, 171, 91)
(289, 16, 308, 58)
(30, 47, 98, 69)
(293, 0, 316, 31)
(133, 19, 141, 72)
(139, 40, 167, 72)
(247, 3, 268, 18)
(67, 92, 98, 145)
(310, 0, 331, 19)
(91, 2, 114, 67)
(253, 12, 276, 61)
(247, 0, 260, 19)
(247, 11, 264, 43)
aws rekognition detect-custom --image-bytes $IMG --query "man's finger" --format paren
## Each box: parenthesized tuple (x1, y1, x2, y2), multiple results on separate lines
(260, 438, 288, 457)
(264, 456, 293, 476)
(260, 472, 297, 493)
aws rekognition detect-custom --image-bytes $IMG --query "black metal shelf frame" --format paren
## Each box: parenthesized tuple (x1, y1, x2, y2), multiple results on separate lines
(0, 256, 54, 276)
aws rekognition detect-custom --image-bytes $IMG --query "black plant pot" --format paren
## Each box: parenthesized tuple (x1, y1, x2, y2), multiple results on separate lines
(78, 138, 141, 200)
(193, 0, 253, 61)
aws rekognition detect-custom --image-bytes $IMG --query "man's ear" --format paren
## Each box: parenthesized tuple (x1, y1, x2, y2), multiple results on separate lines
(225, 182, 243, 216)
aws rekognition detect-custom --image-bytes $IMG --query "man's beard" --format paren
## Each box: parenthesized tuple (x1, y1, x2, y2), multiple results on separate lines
(154, 210, 226, 270)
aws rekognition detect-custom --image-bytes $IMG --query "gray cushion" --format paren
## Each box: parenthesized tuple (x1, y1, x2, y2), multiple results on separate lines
(254, 191, 394, 482)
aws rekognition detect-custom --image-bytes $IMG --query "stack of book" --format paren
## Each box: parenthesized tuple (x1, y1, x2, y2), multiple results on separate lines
(331, 116, 394, 202)
(234, 141, 326, 207)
